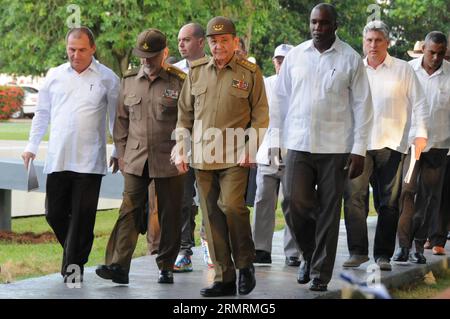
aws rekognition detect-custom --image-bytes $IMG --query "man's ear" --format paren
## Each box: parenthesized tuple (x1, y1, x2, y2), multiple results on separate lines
(233, 36, 240, 49)
(199, 37, 205, 48)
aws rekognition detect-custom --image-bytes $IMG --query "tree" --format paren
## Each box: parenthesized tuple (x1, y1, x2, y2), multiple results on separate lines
(0, 0, 448, 78)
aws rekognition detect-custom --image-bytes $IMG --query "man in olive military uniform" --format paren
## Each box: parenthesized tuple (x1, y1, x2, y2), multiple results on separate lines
(174, 16, 269, 297)
(96, 29, 186, 285)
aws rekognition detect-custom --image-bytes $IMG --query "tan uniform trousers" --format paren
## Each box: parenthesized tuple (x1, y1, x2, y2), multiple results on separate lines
(146, 181, 160, 255)
(195, 166, 255, 283)
(105, 167, 185, 273)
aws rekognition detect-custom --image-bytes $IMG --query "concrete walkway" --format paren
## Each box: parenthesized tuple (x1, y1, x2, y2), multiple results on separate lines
(0, 217, 449, 299)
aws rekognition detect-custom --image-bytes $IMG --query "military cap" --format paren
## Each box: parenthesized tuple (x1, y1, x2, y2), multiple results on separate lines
(133, 28, 166, 58)
(206, 16, 236, 37)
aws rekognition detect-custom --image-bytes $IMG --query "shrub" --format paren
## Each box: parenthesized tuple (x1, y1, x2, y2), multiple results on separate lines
(0, 86, 25, 120)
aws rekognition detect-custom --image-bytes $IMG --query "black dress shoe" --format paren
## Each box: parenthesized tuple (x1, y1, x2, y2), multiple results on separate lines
(409, 252, 426, 264)
(95, 264, 129, 284)
(393, 247, 410, 264)
(297, 260, 311, 284)
(254, 250, 271, 264)
(200, 281, 237, 297)
(309, 278, 327, 292)
(285, 256, 301, 267)
(239, 264, 256, 295)
(158, 270, 174, 284)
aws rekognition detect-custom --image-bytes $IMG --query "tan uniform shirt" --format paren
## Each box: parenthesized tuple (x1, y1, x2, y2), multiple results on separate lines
(114, 64, 186, 177)
(177, 54, 269, 170)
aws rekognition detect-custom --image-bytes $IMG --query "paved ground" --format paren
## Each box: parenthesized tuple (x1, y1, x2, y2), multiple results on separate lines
(1, 217, 449, 299)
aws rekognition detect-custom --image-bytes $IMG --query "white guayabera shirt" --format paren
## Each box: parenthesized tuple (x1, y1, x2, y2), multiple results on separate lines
(364, 53, 429, 153)
(409, 57, 450, 152)
(274, 36, 373, 156)
(173, 59, 190, 74)
(256, 74, 287, 165)
(25, 59, 120, 175)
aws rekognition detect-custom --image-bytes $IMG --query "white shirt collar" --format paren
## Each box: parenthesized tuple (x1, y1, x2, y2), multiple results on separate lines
(413, 55, 448, 77)
(66, 58, 99, 74)
(304, 35, 343, 54)
(363, 52, 393, 69)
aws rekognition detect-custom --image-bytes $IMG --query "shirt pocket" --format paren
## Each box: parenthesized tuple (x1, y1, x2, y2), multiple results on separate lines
(157, 96, 178, 121)
(192, 85, 207, 115)
(124, 95, 142, 121)
(325, 70, 349, 96)
(83, 82, 106, 106)
(438, 87, 450, 107)
(229, 88, 250, 116)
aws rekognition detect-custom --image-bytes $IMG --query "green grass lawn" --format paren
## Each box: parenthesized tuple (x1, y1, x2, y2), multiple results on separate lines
(0, 209, 148, 282)
(390, 269, 450, 299)
(0, 121, 48, 141)
(0, 120, 113, 142)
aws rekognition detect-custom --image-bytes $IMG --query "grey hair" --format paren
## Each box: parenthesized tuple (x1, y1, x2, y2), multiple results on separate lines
(425, 31, 447, 47)
(363, 20, 390, 41)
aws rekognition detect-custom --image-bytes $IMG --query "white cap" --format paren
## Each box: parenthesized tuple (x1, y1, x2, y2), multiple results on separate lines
(273, 44, 293, 59)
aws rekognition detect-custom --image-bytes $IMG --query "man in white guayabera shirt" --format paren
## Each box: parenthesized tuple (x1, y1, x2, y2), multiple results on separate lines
(273, 3, 373, 292)
(342, 21, 429, 272)
(21, 27, 119, 284)
(252, 43, 301, 267)
(393, 31, 450, 263)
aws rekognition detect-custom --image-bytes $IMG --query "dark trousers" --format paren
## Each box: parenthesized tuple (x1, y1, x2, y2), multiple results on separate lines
(429, 156, 450, 247)
(46, 171, 102, 275)
(179, 168, 198, 256)
(105, 163, 185, 272)
(398, 148, 448, 250)
(245, 167, 258, 207)
(283, 151, 348, 284)
(343, 148, 403, 260)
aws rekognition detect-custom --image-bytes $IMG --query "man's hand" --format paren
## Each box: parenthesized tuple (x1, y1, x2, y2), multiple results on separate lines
(268, 147, 282, 166)
(109, 157, 120, 174)
(171, 144, 189, 174)
(21, 151, 36, 170)
(175, 160, 189, 174)
(238, 153, 256, 168)
(118, 158, 125, 172)
(347, 154, 365, 179)
(414, 137, 427, 160)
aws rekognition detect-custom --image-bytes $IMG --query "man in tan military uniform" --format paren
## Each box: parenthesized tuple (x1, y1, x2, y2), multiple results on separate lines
(174, 16, 269, 297)
(96, 29, 186, 285)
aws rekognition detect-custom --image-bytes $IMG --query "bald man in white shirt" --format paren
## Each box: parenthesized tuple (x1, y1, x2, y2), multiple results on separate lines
(394, 31, 450, 262)
(343, 21, 429, 271)
(21, 27, 119, 284)
(274, 4, 373, 292)
(172, 23, 213, 272)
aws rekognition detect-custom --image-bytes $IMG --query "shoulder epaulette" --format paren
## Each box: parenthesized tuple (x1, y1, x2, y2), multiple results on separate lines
(190, 56, 210, 68)
(236, 58, 257, 72)
(123, 68, 139, 78)
(165, 64, 187, 81)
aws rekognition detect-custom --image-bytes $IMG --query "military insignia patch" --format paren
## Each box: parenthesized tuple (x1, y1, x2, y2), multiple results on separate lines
(232, 79, 249, 91)
(213, 24, 224, 31)
(143, 43, 149, 50)
(163, 89, 179, 99)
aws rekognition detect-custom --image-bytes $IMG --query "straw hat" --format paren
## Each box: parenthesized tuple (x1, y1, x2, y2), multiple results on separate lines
(407, 41, 424, 58)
